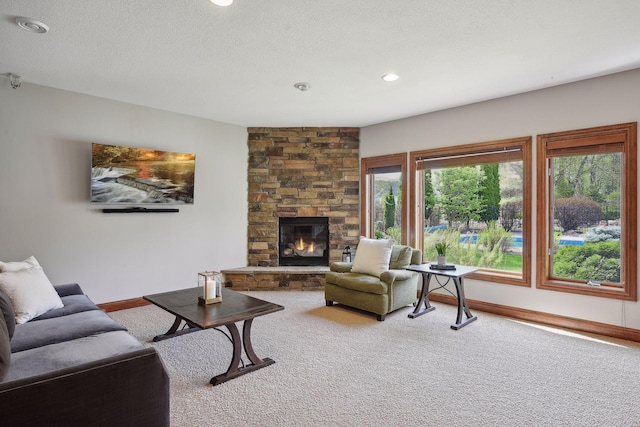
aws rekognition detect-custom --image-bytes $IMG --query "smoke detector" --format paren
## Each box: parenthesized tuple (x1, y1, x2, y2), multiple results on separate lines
(9, 74, 23, 89)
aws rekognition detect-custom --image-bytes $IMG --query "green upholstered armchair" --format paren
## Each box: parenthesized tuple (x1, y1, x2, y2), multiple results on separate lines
(325, 245, 423, 321)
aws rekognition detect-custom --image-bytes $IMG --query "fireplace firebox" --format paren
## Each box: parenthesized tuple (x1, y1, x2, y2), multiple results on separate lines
(279, 217, 329, 266)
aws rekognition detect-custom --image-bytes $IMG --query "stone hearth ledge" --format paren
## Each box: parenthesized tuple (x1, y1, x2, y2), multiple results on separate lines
(221, 266, 329, 291)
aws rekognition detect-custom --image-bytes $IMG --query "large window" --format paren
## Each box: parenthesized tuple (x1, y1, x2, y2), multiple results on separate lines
(537, 123, 637, 300)
(361, 154, 407, 243)
(410, 137, 532, 286)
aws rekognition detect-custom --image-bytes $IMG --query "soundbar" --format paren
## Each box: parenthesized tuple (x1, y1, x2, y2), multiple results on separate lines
(102, 207, 179, 213)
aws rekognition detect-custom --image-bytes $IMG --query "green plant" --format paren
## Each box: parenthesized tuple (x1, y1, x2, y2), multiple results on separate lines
(554, 195, 602, 231)
(477, 221, 511, 252)
(584, 226, 621, 243)
(479, 163, 501, 223)
(437, 166, 484, 231)
(435, 241, 447, 255)
(383, 186, 396, 230)
(384, 226, 402, 244)
(500, 200, 522, 232)
(553, 241, 621, 283)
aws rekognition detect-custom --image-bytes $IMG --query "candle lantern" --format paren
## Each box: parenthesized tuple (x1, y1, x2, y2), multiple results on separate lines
(342, 246, 352, 263)
(198, 271, 223, 305)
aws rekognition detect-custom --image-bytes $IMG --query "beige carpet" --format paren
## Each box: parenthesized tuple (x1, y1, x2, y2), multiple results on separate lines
(109, 291, 640, 427)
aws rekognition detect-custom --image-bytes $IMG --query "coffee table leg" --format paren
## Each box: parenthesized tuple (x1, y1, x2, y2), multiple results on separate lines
(153, 316, 201, 342)
(210, 319, 276, 386)
(223, 322, 243, 375)
(242, 319, 266, 365)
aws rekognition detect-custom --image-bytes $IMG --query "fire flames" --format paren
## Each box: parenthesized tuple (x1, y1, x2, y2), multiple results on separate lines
(296, 237, 315, 253)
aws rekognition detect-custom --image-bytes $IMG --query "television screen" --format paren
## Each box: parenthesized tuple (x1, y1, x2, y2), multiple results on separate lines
(91, 143, 195, 204)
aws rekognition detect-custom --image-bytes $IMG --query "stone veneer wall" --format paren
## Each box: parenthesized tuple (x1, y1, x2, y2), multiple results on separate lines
(247, 127, 360, 267)
(222, 267, 328, 292)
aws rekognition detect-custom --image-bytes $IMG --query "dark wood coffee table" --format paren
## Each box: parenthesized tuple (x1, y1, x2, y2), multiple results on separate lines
(143, 287, 284, 386)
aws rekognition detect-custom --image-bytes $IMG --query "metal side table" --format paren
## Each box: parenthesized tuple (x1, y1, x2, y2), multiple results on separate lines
(407, 264, 478, 330)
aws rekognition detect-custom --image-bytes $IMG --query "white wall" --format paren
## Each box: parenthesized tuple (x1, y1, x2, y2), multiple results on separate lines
(361, 68, 640, 330)
(0, 82, 248, 304)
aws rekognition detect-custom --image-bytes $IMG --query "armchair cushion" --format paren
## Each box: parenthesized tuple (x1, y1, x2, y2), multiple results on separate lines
(351, 237, 393, 278)
(411, 249, 423, 266)
(326, 272, 387, 295)
(389, 245, 413, 270)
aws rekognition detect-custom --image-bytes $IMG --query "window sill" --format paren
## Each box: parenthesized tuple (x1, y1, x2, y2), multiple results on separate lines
(537, 279, 635, 301)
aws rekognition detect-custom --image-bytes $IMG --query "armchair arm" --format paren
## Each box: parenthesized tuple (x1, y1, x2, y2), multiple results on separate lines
(380, 269, 415, 285)
(330, 262, 353, 273)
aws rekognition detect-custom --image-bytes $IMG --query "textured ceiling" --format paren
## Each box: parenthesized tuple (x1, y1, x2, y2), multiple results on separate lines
(2, 0, 640, 127)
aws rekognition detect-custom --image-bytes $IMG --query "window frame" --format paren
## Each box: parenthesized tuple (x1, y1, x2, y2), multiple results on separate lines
(360, 153, 408, 243)
(536, 122, 637, 301)
(410, 136, 532, 287)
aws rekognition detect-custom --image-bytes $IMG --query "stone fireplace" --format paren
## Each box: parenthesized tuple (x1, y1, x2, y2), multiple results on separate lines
(279, 217, 329, 266)
(224, 127, 361, 291)
(246, 127, 361, 268)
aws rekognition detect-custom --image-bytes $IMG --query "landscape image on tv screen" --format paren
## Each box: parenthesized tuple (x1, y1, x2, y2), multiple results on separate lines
(91, 143, 196, 204)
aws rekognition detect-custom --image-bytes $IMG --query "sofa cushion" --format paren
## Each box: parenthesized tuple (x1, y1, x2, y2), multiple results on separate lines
(3, 330, 144, 382)
(351, 237, 393, 278)
(0, 266, 64, 324)
(328, 272, 388, 295)
(11, 310, 127, 353)
(0, 289, 15, 339)
(0, 313, 10, 381)
(31, 294, 99, 321)
(389, 245, 413, 270)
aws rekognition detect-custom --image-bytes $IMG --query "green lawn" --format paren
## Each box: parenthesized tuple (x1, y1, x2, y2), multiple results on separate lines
(427, 250, 523, 273)
(499, 253, 523, 272)
(467, 252, 523, 272)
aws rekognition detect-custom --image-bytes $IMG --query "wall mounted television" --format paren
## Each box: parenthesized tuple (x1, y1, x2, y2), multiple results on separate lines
(91, 143, 196, 204)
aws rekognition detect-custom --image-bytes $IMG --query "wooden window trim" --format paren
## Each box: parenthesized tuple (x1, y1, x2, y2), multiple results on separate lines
(360, 153, 408, 243)
(410, 137, 532, 287)
(536, 122, 637, 301)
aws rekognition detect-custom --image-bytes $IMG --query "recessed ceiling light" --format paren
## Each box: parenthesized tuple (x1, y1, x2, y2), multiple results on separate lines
(382, 73, 399, 82)
(209, 0, 233, 6)
(294, 82, 311, 91)
(15, 17, 49, 34)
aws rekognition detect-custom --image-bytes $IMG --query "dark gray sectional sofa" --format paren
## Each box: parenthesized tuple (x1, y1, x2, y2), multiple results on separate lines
(0, 283, 169, 426)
